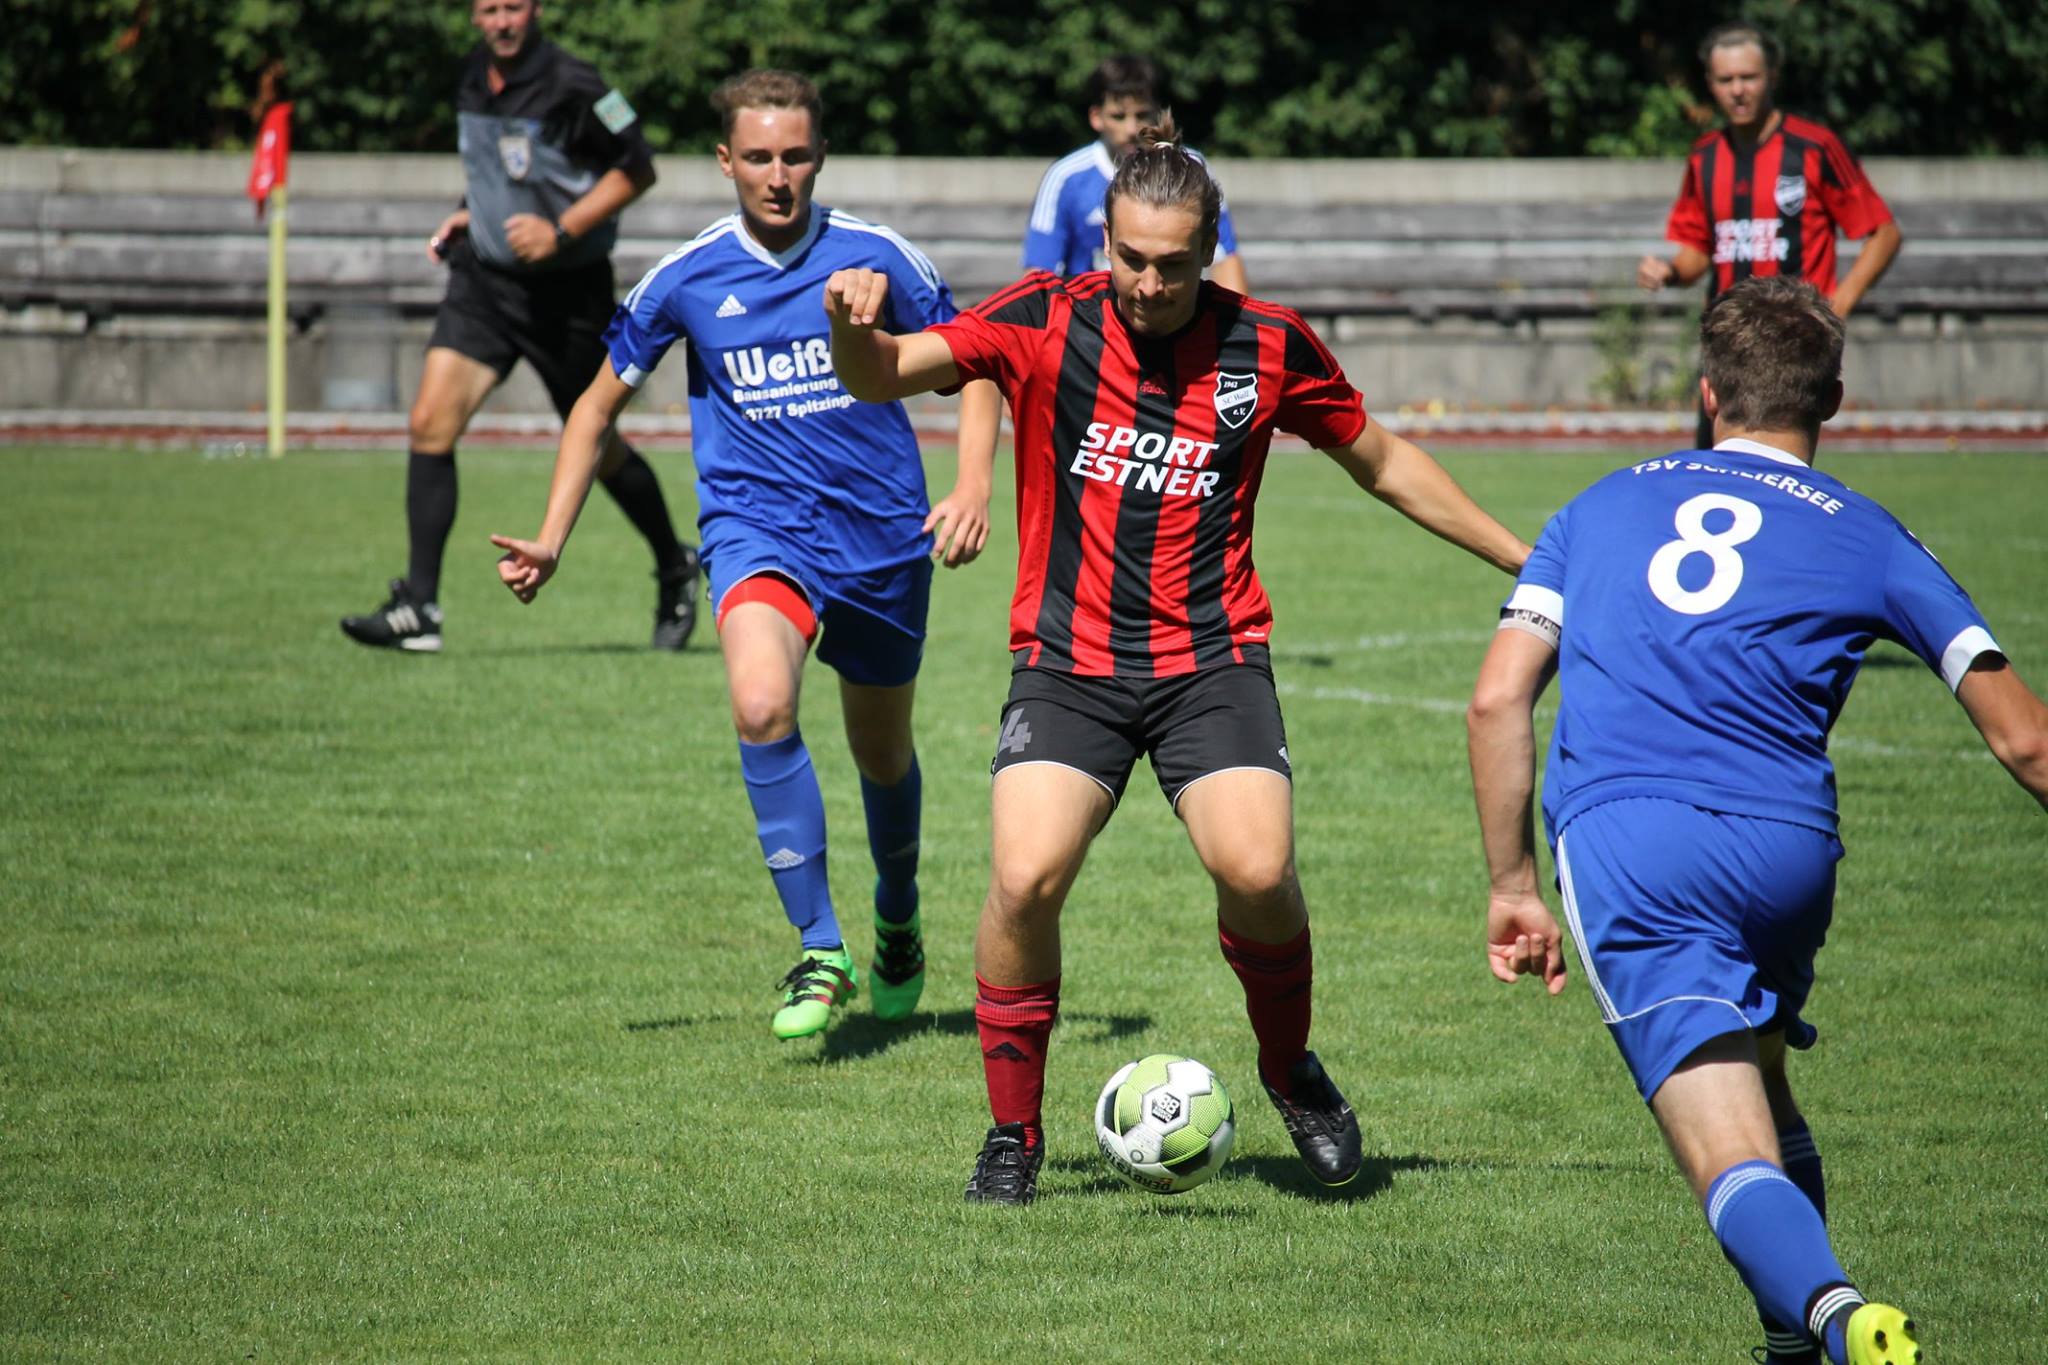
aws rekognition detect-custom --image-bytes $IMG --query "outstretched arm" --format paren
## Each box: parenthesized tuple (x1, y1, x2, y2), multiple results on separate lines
(1466, 624, 1567, 993)
(1956, 655, 2048, 810)
(491, 362, 637, 602)
(1322, 416, 1531, 574)
(824, 268, 963, 402)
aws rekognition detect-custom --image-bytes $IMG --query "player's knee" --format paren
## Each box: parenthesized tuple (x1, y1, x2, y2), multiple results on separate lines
(847, 731, 913, 786)
(987, 855, 1071, 918)
(407, 398, 460, 453)
(1205, 843, 1296, 905)
(729, 691, 797, 745)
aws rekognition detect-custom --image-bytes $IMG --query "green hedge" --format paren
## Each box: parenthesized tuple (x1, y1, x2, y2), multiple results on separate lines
(6, 0, 2044, 157)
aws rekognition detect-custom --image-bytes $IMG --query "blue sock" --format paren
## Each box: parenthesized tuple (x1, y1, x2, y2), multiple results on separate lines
(738, 732, 840, 952)
(1754, 1121, 1830, 1362)
(860, 753, 921, 925)
(1704, 1161, 1861, 1365)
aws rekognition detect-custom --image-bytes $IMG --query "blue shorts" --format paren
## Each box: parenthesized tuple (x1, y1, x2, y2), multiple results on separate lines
(1553, 798, 1843, 1103)
(701, 516, 931, 688)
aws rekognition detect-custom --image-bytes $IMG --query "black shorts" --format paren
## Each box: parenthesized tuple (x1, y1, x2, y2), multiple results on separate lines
(427, 239, 617, 418)
(990, 657, 1291, 808)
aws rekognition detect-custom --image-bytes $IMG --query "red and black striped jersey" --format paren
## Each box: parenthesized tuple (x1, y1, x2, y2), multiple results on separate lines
(1665, 114, 1892, 299)
(932, 270, 1368, 678)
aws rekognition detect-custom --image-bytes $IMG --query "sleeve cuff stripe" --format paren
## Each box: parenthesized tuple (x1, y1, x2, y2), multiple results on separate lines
(1504, 583, 1564, 626)
(618, 363, 648, 388)
(1940, 624, 2002, 692)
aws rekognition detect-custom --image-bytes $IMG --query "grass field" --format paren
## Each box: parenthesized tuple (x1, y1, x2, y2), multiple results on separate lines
(3, 443, 2044, 1361)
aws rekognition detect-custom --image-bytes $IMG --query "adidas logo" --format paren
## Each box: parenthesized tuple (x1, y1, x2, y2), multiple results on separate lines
(984, 1042, 1028, 1061)
(765, 847, 806, 870)
(715, 293, 747, 318)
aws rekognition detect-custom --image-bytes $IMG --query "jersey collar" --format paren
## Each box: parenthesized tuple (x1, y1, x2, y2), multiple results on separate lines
(734, 205, 826, 271)
(1714, 437, 1807, 468)
(1091, 141, 1116, 179)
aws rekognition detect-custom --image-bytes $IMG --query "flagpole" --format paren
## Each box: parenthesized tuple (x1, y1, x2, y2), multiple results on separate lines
(249, 90, 293, 459)
(266, 184, 288, 459)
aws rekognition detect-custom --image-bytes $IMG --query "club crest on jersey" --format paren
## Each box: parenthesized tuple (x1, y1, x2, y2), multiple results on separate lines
(1774, 174, 1806, 217)
(1214, 371, 1258, 430)
(498, 133, 533, 182)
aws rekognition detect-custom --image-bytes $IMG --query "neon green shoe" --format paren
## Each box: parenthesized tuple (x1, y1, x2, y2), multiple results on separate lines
(869, 911, 925, 1022)
(771, 948, 859, 1040)
(1845, 1304, 1919, 1365)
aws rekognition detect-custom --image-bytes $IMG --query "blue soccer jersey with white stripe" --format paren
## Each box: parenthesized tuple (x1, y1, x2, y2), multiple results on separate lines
(605, 207, 957, 575)
(1505, 439, 2002, 839)
(1022, 141, 1241, 276)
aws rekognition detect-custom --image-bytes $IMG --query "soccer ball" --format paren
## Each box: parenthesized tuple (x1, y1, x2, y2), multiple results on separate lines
(1093, 1054, 1235, 1194)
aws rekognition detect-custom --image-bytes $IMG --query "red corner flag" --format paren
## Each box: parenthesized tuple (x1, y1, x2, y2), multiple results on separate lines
(247, 102, 293, 219)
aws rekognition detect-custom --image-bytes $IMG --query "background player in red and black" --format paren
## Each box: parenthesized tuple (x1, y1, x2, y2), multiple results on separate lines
(340, 0, 698, 653)
(826, 122, 1531, 1204)
(1637, 22, 1903, 451)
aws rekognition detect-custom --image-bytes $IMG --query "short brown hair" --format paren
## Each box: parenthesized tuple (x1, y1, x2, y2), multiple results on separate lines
(1699, 22, 1779, 70)
(1103, 115, 1222, 246)
(1700, 277, 1845, 437)
(710, 69, 823, 142)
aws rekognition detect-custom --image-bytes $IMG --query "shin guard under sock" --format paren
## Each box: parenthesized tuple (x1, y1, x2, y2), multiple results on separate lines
(406, 449, 457, 602)
(974, 975, 1059, 1148)
(861, 754, 921, 924)
(1217, 921, 1313, 1094)
(738, 732, 838, 951)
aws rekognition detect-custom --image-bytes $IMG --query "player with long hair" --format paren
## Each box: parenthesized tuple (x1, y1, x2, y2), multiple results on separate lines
(828, 121, 1530, 1203)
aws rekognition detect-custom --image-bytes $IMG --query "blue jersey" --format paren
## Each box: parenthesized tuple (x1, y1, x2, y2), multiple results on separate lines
(1022, 141, 1241, 277)
(1506, 439, 2001, 839)
(606, 207, 957, 576)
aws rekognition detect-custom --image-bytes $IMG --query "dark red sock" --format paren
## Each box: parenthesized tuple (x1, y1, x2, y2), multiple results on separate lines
(1218, 921, 1313, 1094)
(974, 974, 1060, 1148)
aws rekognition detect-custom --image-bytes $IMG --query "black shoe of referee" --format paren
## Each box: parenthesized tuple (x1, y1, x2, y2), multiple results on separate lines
(1262, 1051, 1363, 1186)
(340, 578, 443, 653)
(652, 546, 702, 651)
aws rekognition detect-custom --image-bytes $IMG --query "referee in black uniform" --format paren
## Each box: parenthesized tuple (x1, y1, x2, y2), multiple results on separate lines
(342, 0, 698, 652)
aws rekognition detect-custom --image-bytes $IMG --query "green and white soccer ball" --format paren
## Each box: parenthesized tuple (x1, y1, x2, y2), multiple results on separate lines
(1094, 1054, 1235, 1194)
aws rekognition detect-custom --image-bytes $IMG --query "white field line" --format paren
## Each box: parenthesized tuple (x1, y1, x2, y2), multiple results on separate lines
(1275, 681, 1469, 715)
(1280, 629, 1495, 654)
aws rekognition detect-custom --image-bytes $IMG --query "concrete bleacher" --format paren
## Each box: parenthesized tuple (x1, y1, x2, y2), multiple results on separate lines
(3, 147, 2045, 414)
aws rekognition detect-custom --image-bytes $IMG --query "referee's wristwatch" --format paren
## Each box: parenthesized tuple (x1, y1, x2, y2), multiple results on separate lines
(552, 220, 576, 254)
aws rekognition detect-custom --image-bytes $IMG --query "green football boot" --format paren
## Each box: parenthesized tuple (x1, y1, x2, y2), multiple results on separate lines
(1845, 1304, 1919, 1365)
(869, 910, 926, 1022)
(771, 947, 859, 1040)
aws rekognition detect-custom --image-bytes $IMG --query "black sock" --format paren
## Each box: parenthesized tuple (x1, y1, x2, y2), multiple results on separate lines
(599, 445, 685, 569)
(406, 449, 457, 603)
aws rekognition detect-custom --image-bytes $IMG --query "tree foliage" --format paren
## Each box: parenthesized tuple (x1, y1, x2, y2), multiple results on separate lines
(4, 0, 2043, 158)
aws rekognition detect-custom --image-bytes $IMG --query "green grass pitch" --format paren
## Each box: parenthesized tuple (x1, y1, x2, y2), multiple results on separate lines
(3, 444, 2043, 1360)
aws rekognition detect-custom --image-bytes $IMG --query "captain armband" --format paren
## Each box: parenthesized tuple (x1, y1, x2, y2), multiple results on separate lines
(1498, 607, 1561, 649)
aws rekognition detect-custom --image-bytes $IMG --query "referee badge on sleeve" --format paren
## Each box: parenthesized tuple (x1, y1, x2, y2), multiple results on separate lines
(1214, 371, 1258, 430)
(499, 132, 534, 182)
(593, 90, 638, 133)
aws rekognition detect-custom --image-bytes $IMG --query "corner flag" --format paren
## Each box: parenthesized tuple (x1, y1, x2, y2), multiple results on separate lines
(248, 101, 293, 456)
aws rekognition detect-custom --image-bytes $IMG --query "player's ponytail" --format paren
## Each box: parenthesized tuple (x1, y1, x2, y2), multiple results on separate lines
(1103, 112, 1223, 247)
